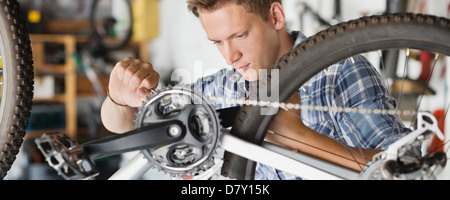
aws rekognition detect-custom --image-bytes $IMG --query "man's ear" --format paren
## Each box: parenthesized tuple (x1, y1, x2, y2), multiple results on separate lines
(269, 2, 286, 30)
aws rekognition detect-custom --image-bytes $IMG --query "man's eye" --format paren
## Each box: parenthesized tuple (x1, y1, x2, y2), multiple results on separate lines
(236, 33, 247, 39)
(213, 41, 222, 45)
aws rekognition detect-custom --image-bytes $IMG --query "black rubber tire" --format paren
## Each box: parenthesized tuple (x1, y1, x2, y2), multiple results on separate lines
(0, 0, 34, 179)
(222, 13, 450, 179)
(89, 0, 133, 57)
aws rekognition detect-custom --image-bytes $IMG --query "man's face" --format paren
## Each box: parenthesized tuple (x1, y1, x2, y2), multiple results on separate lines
(199, 3, 281, 81)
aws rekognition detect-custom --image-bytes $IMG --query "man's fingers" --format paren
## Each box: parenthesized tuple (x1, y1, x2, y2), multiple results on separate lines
(115, 57, 133, 80)
(137, 71, 159, 91)
(137, 87, 150, 100)
(111, 57, 160, 106)
(123, 60, 141, 86)
(129, 70, 149, 91)
(128, 62, 157, 90)
(135, 72, 159, 101)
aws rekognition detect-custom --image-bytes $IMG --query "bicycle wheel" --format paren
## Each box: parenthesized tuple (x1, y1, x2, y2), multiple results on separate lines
(0, 0, 34, 179)
(223, 13, 450, 180)
(89, 0, 133, 57)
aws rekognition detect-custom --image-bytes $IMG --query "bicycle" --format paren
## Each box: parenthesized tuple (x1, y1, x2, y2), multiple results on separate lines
(87, 0, 133, 59)
(0, 0, 34, 179)
(32, 12, 449, 180)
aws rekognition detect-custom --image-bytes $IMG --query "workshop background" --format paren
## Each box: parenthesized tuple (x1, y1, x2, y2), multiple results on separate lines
(4, 0, 450, 180)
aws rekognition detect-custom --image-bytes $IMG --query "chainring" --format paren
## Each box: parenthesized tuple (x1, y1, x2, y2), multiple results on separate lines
(134, 85, 224, 179)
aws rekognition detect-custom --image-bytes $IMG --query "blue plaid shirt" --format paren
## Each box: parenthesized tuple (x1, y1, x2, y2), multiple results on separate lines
(191, 31, 409, 180)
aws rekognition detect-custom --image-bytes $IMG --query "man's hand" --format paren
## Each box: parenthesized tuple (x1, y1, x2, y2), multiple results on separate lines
(101, 57, 160, 133)
(108, 57, 160, 107)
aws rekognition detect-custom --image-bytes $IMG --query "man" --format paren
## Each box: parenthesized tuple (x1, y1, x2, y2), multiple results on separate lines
(101, 0, 406, 179)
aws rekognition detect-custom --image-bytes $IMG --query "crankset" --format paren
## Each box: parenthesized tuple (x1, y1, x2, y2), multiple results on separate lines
(34, 86, 237, 180)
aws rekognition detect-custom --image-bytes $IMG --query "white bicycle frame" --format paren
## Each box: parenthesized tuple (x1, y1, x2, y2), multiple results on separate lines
(108, 112, 448, 180)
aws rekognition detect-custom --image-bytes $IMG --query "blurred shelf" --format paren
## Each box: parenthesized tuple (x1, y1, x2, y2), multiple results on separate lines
(76, 75, 109, 98)
(29, 34, 77, 139)
(33, 94, 66, 103)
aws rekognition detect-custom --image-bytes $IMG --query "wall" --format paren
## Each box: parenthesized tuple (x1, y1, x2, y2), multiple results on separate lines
(148, 0, 226, 84)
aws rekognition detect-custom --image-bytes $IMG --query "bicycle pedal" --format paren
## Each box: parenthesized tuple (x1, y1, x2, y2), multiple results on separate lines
(34, 132, 99, 180)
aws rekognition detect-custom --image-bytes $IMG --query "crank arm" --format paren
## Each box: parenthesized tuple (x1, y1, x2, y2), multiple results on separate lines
(83, 120, 186, 160)
(35, 120, 185, 180)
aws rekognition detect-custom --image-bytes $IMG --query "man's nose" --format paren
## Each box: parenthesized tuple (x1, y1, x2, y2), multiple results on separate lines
(223, 43, 242, 65)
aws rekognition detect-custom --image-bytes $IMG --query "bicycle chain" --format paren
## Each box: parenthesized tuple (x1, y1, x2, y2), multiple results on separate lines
(205, 95, 418, 117)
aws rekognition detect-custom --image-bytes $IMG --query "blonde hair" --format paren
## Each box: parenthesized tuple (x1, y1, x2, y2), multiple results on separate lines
(187, 0, 281, 21)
